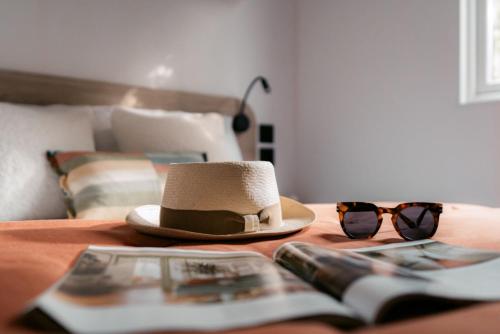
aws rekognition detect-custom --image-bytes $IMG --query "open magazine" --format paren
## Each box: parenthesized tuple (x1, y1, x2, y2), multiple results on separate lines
(24, 240, 500, 333)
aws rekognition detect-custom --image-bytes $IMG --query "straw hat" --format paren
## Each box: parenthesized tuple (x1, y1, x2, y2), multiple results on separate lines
(126, 161, 315, 240)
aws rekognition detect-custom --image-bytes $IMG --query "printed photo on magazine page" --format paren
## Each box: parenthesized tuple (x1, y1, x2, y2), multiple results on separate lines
(29, 246, 359, 333)
(274, 240, 500, 324)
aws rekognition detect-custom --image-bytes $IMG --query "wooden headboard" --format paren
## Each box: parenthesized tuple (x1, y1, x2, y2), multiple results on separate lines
(0, 69, 256, 160)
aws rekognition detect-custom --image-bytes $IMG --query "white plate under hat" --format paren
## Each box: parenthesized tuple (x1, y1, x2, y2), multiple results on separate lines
(126, 161, 316, 241)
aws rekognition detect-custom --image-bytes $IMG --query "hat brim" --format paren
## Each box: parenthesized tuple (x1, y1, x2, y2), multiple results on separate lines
(126, 196, 316, 241)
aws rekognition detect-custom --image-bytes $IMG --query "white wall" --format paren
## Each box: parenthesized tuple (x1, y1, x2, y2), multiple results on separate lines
(0, 0, 298, 195)
(296, 0, 500, 206)
(4, 0, 499, 206)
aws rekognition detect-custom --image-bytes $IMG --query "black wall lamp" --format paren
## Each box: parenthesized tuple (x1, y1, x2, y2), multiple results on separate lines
(233, 76, 271, 133)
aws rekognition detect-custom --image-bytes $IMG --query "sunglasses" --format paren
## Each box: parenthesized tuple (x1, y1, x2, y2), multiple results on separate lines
(336, 202, 443, 241)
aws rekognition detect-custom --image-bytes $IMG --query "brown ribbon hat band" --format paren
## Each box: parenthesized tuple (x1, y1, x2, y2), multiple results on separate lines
(160, 203, 282, 235)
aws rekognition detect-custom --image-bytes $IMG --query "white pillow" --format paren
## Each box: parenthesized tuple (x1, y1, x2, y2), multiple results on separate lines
(111, 107, 243, 161)
(48, 105, 119, 151)
(88, 106, 120, 151)
(0, 102, 95, 221)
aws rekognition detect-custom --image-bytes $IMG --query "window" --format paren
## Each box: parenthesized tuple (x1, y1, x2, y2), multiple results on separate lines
(460, 0, 500, 103)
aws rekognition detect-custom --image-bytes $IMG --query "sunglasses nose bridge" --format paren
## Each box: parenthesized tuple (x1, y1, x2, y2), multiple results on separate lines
(379, 207, 394, 214)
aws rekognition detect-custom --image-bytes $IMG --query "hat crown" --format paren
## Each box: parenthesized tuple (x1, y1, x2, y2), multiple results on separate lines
(162, 161, 280, 214)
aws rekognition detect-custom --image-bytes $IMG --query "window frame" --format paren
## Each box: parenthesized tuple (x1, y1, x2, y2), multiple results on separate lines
(460, 0, 500, 104)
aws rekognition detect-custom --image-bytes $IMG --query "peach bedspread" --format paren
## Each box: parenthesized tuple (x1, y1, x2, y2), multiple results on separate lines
(1, 203, 500, 333)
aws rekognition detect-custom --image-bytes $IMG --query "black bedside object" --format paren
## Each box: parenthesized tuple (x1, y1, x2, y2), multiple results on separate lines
(259, 124, 274, 143)
(233, 76, 271, 133)
(260, 148, 274, 164)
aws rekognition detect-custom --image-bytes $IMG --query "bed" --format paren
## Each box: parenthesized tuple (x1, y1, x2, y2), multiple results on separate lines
(2, 70, 500, 333)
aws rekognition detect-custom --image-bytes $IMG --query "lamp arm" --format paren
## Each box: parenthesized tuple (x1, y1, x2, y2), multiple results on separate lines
(233, 76, 271, 133)
(237, 76, 266, 115)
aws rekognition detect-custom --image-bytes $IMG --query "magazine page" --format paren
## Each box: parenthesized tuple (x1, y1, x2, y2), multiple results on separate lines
(274, 240, 500, 324)
(29, 246, 359, 333)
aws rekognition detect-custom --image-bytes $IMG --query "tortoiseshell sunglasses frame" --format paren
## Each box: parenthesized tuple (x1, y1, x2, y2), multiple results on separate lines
(336, 202, 443, 241)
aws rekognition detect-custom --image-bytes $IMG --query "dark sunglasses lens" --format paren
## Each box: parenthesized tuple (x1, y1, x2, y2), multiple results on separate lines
(343, 210, 379, 238)
(396, 206, 437, 240)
